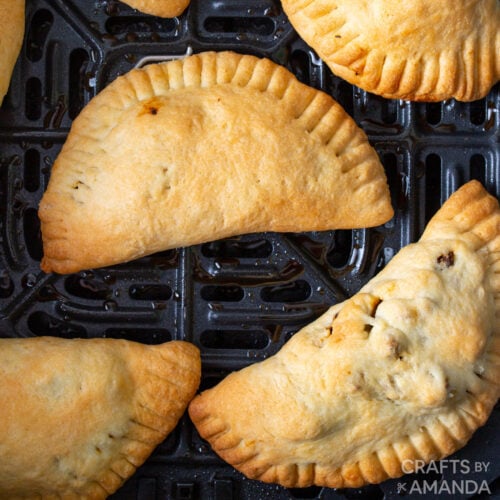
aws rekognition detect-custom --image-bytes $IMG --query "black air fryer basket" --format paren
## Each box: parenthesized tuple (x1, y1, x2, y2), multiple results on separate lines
(0, 0, 498, 498)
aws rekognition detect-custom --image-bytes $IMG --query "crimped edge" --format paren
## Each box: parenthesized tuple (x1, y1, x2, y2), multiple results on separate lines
(39, 51, 392, 274)
(282, 0, 500, 101)
(189, 181, 500, 488)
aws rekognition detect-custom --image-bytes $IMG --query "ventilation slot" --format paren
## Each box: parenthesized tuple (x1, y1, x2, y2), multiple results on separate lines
(469, 99, 486, 125)
(204, 16, 274, 36)
(25, 78, 42, 120)
(383, 152, 402, 209)
(104, 328, 171, 344)
(68, 48, 89, 120)
(129, 284, 172, 300)
(470, 154, 486, 185)
(201, 238, 272, 258)
(23, 208, 43, 261)
(381, 99, 397, 124)
(289, 50, 310, 84)
(425, 102, 442, 125)
(425, 153, 442, 222)
(201, 285, 244, 302)
(26, 9, 53, 62)
(105, 16, 176, 35)
(260, 280, 310, 303)
(28, 311, 87, 338)
(173, 483, 195, 500)
(336, 80, 354, 117)
(327, 230, 353, 269)
(24, 149, 40, 192)
(64, 275, 112, 300)
(200, 329, 269, 349)
(146, 249, 179, 268)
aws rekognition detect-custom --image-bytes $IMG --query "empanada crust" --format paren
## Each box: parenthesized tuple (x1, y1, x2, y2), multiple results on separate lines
(38, 51, 393, 274)
(281, 0, 500, 101)
(0, 337, 201, 498)
(189, 180, 500, 488)
(0, 0, 24, 104)
(119, 0, 190, 17)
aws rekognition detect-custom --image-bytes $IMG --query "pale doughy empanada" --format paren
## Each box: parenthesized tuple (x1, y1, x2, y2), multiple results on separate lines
(281, 0, 500, 101)
(119, 0, 190, 17)
(189, 180, 500, 488)
(0, 0, 24, 104)
(39, 51, 393, 274)
(0, 337, 200, 498)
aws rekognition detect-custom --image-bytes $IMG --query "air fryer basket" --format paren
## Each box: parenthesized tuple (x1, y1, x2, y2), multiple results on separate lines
(0, 0, 498, 498)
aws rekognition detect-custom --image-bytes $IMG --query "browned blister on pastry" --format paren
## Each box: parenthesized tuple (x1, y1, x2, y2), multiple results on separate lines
(119, 0, 190, 17)
(189, 180, 500, 488)
(38, 51, 393, 274)
(0, 0, 24, 104)
(281, 0, 500, 101)
(0, 337, 200, 498)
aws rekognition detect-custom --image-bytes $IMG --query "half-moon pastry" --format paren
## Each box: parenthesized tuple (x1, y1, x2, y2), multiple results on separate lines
(281, 0, 500, 101)
(0, 0, 25, 104)
(189, 180, 500, 488)
(39, 51, 393, 274)
(0, 337, 201, 498)
(119, 0, 190, 17)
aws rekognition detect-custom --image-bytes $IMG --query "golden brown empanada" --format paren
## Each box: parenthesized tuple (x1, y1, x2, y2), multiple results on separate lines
(189, 180, 500, 488)
(119, 0, 190, 17)
(281, 0, 500, 101)
(39, 51, 393, 275)
(0, 0, 24, 104)
(0, 337, 200, 498)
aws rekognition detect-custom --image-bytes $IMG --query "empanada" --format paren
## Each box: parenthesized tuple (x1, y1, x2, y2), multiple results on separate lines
(39, 51, 393, 275)
(281, 0, 500, 101)
(119, 0, 190, 17)
(189, 180, 500, 488)
(0, 337, 200, 498)
(0, 0, 24, 104)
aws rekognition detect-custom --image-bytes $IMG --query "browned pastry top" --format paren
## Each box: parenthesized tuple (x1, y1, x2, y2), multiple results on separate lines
(39, 51, 393, 274)
(189, 181, 500, 488)
(281, 0, 500, 101)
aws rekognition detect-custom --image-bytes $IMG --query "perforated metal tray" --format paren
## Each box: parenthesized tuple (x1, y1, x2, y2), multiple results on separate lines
(0, 0, 498, 498)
